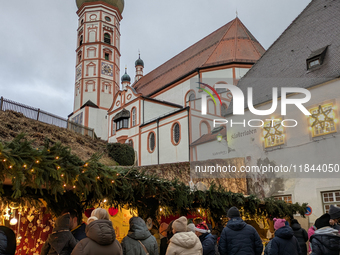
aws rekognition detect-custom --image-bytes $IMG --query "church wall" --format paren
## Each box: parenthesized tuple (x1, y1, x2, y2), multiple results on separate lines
(221, 78, 340, 224)
(158, 111, 189, 164)
(154, 78, 194, 107)
(140, 122, 158, 165)
(143, 100, 179, 123)
(88, 107, 108, 140)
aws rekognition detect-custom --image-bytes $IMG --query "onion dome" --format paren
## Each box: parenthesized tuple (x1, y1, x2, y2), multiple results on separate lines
(135, 54, 144, 67)
(121, 68, 131, 82)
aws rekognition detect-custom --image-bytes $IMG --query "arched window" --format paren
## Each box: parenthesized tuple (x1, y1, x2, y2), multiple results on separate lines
(208, 100, 215, 114)
(189, 93, 195, 101)
(148, 132, 155, 153)
(200, 121, 210, 136)
(128, 139, 133, 148)
(131, 108, 136, 127)
(221, 103, 228, 117)
(172, 123, 180, 145)
(79, 35, 83, 47)
(104, 33, 111, 44)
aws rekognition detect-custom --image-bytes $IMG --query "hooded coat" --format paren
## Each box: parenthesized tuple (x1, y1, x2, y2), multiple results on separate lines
(218, 217, 263, 255)
(40, 214, 78, 255)
(71, 219, 122, 255)
(0, 226, 16, 255)
(270, 226, 301, 255)
(165, 231, 202, 255)
(291, 222, 308, 255)
(121, 217, 158, 255)
(199, 233, 216, 255)
(310, 227, 340, 255)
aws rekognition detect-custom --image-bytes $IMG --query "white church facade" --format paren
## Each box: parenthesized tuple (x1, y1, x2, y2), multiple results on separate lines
(68, 0, 265, 166)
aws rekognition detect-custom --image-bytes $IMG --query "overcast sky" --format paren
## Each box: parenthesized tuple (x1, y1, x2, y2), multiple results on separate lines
(0, 0, 311, 118)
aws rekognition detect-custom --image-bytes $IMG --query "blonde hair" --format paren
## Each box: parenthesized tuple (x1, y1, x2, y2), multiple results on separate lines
(91, 208, 110, 220)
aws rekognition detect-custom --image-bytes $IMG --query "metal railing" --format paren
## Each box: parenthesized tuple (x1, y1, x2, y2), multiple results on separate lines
(0, 96, 94, 139)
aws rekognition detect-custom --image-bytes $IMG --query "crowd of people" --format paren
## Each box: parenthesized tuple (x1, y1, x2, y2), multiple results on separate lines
(1, 206, 340, 255)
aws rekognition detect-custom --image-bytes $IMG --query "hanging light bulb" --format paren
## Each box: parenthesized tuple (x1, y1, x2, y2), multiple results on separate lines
(10, 217, 18, 225)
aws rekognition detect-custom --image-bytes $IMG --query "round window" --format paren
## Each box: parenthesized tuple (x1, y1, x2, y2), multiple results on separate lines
(105, 16, 111, 22)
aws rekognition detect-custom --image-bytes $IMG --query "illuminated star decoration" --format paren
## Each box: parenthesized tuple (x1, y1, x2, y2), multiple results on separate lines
(263, 122, 282, 143)
(310, 105, 333, 129)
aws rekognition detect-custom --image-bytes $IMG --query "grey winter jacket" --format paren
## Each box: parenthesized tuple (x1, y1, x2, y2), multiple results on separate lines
(71, 219, 122, 255)
(40, 214, 78, 255)
(121, 217, 158, 255)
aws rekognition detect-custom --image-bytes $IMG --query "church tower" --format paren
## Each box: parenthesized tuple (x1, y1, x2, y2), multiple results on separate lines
(69, 0, 124, 140)
(134, 54, 144, 82)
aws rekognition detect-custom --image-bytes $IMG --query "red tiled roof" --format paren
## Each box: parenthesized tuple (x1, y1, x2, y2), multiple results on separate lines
(133, 17, 265, 96)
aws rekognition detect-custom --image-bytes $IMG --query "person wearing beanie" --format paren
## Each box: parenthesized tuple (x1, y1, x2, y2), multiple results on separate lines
(121, 217, 158, 255)
(270, 218, 301, 255)
(195, 223, 216, 255)
(159, 223, 169, 255)
(310, 213, 340, 255)
(219, 206, 263, 255)
(166, 216, 202, 255)
(290, 219, 308, 255)
(329, 205, 340, 231)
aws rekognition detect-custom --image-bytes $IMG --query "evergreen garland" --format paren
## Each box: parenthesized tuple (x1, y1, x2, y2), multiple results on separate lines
(0, 134, 307, 220)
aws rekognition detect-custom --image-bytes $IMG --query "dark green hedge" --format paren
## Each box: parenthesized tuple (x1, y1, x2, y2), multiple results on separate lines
(107, 143, 135, 166)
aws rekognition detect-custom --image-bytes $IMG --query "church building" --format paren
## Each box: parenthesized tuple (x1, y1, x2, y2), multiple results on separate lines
(68, 0, 265, 166)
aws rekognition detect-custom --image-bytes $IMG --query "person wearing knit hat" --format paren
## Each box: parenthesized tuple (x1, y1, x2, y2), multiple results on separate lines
(219, 206, 263, 255)
(290, 219, 308, 255)
(273, 218, 287, 230)
(269, 218, 301, 255)
(195, 223, 216, 255)
(166, 216, 202, 255)
(172, 216, 187, 233)
(227, 206, 240, 218)
(310, 213, 340, 255)
(329, 205, 340, 231)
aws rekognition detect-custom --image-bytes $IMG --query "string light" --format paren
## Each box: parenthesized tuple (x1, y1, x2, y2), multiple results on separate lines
(84, 163, 88, 167)
(63, 184, 66, 187)
(103, 199, 107, 203)
(9, 165, 12, 169)
(35, 160, 40, 164)
(23, 164, 27, 168)
(97, 176, 100, 179)
(82, 171, 85, 173)
(61, 174, 64, 177)
(73, 186, 76, 189)
(111, 180, 114, 183)
(57, 166, 60, 169)
(31, 169, 34, 172)
(3, 159, 6, 162)
(55, 156, 59, 160)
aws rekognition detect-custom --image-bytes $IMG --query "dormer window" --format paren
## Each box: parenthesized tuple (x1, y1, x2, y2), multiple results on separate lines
(306, 46, 328, 70)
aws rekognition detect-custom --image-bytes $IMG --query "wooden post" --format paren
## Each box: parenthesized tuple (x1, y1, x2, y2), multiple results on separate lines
(37, 108, 40, 121)
(0, 96, 3, 111)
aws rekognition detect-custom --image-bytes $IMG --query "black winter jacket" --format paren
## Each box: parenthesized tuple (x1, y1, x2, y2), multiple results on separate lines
(310, 227, 340, 255)
(199, 233, 216, 255)
(0, 226, 16, 255)
(40, 214, 78, 255)
(270, 226, 301, 255)
(291, 223, 308, 255)
(71, 223, 86, 241)
(218, 217, 263, 255)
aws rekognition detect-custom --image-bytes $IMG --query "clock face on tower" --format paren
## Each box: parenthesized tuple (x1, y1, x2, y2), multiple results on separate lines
(101, 63, 113, 76)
